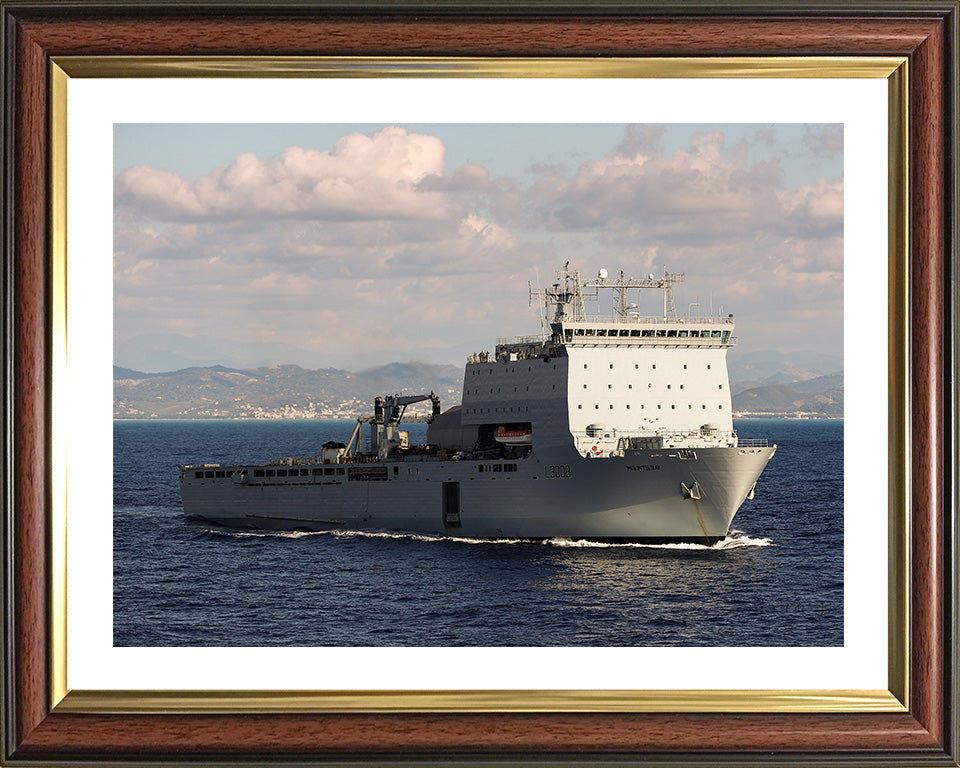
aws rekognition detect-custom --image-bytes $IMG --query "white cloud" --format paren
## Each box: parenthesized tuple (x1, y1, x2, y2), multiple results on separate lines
(114, 124, 845, 368)
(115, 126, 457, 222)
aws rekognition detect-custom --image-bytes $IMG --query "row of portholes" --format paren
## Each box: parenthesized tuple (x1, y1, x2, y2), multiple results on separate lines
(577, 404, 723, 410)
(584, 363, 713, 371)
(463, 406, 532, 415)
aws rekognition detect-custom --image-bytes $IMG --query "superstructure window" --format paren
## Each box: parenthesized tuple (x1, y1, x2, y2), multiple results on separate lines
(642, 330, 654, 337)
(254, 470, 264, 477)
(630, 330, 641, 337)
(667, 330, 677, 337)
(575, 328, 585, 336)
(690, 330, 699, 338)
(205, 471, 214, 478)
(596, 329, 606, 336)
(266, 470, 276, 477)
(712, 331, 722, 338)
(194, 471, 203, 479)
(619, 329, 629, 337)
(277, 469, 287, 477)
(585, 329, 596, 336)
(678, 330, 689, 338)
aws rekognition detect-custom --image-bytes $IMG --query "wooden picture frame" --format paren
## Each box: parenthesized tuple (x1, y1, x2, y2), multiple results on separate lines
(2, 2, 957, 765)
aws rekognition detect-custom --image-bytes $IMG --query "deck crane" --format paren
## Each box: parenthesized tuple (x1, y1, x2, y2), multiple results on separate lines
(345, 392, 441, 460)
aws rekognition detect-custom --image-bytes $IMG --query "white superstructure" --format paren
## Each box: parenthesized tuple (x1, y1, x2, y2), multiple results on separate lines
(180, 264, 775, 543)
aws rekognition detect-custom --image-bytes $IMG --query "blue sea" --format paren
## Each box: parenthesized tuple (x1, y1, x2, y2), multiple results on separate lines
(114, 419, 843, 647)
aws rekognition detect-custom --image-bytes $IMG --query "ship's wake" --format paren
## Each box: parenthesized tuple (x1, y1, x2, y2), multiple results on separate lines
(542, 530, 773, 550)
(194, 527, 772, 549)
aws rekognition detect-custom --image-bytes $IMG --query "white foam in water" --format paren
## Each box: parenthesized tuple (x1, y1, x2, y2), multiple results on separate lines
(203, 527, 772, 549)
(542, 530, 773, 550)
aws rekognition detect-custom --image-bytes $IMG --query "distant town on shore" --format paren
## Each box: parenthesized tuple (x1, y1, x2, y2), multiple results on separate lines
(114, 355, 843, 421)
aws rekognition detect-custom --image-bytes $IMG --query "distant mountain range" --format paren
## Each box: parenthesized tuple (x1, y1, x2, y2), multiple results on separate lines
(115, 357, 843, 419)
(114, 362, 463, 419)
(732, 372, 843, 416)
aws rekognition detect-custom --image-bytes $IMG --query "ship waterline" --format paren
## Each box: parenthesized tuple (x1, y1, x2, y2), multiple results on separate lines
(181, 445, 775, 543)
(180, 264, 776, 542)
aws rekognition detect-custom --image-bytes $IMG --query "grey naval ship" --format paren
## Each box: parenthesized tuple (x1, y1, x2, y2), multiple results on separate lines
(180, 264, 776, 544)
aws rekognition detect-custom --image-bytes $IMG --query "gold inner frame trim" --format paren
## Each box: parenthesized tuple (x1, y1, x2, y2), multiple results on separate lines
(53, 55, 905, 79)
(57, 688, 904, 715)
(49, 55, 909, 715)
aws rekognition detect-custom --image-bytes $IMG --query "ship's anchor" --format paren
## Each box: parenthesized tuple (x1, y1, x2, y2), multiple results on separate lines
(680, 480, 703, 500)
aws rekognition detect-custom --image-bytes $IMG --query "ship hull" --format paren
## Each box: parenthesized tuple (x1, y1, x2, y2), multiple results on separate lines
(180, 445, 775, 542)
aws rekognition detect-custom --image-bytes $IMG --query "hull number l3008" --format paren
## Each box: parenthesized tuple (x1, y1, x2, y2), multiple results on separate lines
(545, 464, 572, 478)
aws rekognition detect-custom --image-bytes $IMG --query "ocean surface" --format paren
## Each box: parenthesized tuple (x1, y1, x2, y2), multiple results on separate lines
(114, 418, 843, 647)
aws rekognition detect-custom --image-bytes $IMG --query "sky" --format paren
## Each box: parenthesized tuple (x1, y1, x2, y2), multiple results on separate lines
(114, 123, 843, 373)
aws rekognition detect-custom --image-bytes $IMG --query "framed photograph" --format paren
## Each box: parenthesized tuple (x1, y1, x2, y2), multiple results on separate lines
(2, 2, 957, 766)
